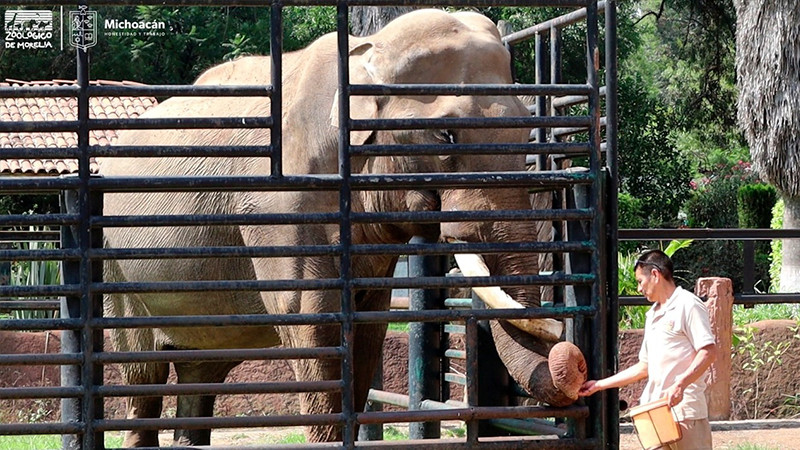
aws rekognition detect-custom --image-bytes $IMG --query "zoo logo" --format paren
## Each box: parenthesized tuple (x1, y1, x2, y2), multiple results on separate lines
(68, 5, 97, 50)
(3, 9, 54, 50)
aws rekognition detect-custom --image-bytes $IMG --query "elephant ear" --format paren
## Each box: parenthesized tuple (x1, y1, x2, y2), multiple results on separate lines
(330, 42, 380, 146)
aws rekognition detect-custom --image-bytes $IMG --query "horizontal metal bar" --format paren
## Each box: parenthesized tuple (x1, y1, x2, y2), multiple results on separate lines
(0, 300, 61, 311)
(503, 0, 607, 44)
(444, 324, 466, 334)
(0, 284, 80, 297)
(94, 346, 343, 364)
(89, 171, 593, 193)
(354, 305, 596, 324)
(90, 244, 340, 260)
(94, 413, 343, 432)
(349, 83, 592, 97)
(96, 380, 341, 397)
(88, 175, 341, 192)
(91, 145, 273, 158)
(0, 147, 79, 159)
(0, 85, 79, 98)
(0, 248, 80, 261)
(354, 437, 598, 450)
(93, 212, 341, 227)
(552, 86, 607, 109)
(93, 313, 342, 329)
(0, 214, 78, 227)
(0, 230, 61, 242)
(357, 404, 590, 424)
(0, 352, 82, 365)
(95, 278, 344, 294)
(443, 298, 472, 309)
(734, 293, 800, 305)
(443, 349, 466, 360)
(0, 176, 81, 193)
(353, 273, 596, 290)
(352, 115, 590, 131)
(351, 142, 589, 157)
(88, 84, 273, 98)
(619, 228, 800, 240)
(0, 120, 78, 133)
(444, 373, 467, 385)
(353, 240, 594, 257)
(0, 422, 83, 436)
(92, 208, 592, 228)
(0, 386, 83, 399)
(349, 171, 594, 190)
(89, 117, 272, 130)
(0, 318, 81, 332)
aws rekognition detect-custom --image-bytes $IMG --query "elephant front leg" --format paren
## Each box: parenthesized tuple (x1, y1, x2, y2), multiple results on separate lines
(121, 361, 169, 448)
(172, 360, 241, 446)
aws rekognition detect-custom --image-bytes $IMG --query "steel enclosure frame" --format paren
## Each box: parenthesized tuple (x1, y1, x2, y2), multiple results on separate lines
(0, 1, 615, 449)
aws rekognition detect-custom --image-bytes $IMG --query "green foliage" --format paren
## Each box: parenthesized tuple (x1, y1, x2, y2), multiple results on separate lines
(0, 433, 123, 449)
(618, 192, 645, 229)
(7, 229, 60, 320)
(738, 184, 778, 229)
(733, 304, 800, 327)
(733, 323, 799, 419)
(769, 199, 784, 292)
(383, 426, 408, 441)
(0, 195, 59, 216)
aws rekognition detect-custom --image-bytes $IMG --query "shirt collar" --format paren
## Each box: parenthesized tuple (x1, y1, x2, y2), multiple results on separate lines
(647, 286, 683, 318)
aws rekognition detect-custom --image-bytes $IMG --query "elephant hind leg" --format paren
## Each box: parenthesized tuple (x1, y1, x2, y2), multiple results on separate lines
(172, 360, 241, 446)
(121, 361, 169, 448)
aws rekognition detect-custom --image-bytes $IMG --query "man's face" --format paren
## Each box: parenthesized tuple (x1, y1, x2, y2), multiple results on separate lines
(635, 266, 658, 302)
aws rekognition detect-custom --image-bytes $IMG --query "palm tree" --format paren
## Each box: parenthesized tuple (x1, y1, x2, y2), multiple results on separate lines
(734, 0, 800, 292)
(349, 6, 416, 37)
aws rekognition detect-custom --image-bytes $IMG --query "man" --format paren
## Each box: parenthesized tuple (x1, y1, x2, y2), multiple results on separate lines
(579, 249, 717, 449)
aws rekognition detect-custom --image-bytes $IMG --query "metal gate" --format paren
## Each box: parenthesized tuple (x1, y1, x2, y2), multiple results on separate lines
(0, 1, 617, 448)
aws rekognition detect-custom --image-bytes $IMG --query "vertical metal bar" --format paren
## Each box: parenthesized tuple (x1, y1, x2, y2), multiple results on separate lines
(586, 0, 607, 446)
(549, 25, 564, 306)
(743, 241, 755, 293)
(336, 3, 356, 447)
(60, 190, 81, 450)
(408, 236, 445, 440)
(465, 316, 479, 444)
(270, 2, 283, 177)
(534, 33, 547, 171)
(605, 1, 620, 447)
(76, 5, 104, 447)
(550, 26, 562, 120)
(358, 353, 384, 441)
(471, 292, 509, 437)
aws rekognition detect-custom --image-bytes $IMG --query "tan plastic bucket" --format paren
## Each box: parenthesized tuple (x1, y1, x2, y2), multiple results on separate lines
(628, 397, 682, 450)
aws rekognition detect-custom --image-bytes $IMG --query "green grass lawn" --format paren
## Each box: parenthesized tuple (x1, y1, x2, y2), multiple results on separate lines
(0, 433, 123, 449)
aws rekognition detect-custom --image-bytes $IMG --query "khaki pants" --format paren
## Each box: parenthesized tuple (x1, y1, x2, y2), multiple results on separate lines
(653, 418, 712, 450)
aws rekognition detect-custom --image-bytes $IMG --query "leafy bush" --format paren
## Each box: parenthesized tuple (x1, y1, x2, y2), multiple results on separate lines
(678, 161, 762, 292)
(738, 183, 778, 229)
(769, 199, 784, 292)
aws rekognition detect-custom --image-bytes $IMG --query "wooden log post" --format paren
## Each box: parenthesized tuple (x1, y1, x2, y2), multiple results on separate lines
(695, 277, 733, 421)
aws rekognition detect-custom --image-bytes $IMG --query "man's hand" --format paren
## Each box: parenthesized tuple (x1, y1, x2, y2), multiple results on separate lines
(665, 380, 685, 407)
(578, 380, 601, 397)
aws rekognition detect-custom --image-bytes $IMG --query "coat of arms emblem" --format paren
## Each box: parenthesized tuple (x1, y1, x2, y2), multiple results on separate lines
(69, 5, 96, 50)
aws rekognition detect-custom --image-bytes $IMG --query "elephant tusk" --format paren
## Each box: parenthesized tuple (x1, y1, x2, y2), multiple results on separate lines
(452, 250, 564, 342)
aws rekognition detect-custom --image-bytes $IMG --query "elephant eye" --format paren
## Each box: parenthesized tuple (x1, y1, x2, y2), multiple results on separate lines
(435, 129, 456, 144)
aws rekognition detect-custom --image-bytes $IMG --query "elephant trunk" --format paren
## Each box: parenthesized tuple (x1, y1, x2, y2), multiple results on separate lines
(474, 235, 587, 406)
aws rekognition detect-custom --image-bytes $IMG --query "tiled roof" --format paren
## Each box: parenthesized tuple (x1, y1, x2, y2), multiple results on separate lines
(0, 79, 158, 176)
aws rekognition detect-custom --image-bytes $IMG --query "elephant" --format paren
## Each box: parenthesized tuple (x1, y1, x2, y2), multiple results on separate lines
(99, 8, 587, 447)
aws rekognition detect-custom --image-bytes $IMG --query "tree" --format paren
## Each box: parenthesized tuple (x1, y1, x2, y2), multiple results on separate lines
(733, 0, 800, 292)
(349, 6, 415, 37)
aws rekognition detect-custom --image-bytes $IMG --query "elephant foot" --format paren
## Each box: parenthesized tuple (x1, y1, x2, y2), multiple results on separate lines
(123, 430, 160, 448)
(548, 341, 587, 401)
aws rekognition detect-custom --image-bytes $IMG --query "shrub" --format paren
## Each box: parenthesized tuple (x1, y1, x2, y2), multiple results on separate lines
(738, 183, 778, 229)
(769, 199, 784, 292)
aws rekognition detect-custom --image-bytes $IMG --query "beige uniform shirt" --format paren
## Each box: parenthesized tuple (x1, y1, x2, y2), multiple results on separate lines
(639, 286, 716, 421)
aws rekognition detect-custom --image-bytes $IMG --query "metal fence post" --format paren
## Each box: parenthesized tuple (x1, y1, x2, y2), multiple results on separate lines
(408, 236, 446, 439)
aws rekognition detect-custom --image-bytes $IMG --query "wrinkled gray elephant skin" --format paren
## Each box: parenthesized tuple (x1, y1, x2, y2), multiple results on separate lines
(100, 9, 586, 447)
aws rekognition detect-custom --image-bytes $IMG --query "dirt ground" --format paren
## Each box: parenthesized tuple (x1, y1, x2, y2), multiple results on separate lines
(2, 320, 799, 447)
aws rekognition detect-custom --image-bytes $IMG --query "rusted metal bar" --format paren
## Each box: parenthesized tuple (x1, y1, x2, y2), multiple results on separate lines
(350, 83, 591, 97)
(94, 413, 344, 432)
(93, 346, 343, 364)
(95, 380, 342, 397)
(503, 0, 608, 45)
(350, 142, 589, 157)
